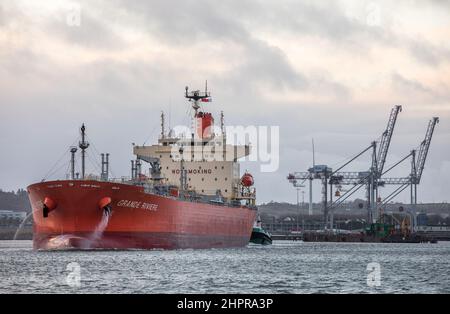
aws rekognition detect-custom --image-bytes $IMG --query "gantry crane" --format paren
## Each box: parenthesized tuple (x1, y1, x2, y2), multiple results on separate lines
(287, 108, 439, 230)
(378, 117, 439, 210)
(328, 116, 439, 228)
(415, 117, 439, 184)
(327, 106, 402, 224)
(377, 106, 403, 177)
(330, 115, 438, 224)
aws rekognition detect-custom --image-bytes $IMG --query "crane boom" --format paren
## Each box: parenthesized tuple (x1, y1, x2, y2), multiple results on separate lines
(377, 105, 402, 176)
(415, 117, 439, 183)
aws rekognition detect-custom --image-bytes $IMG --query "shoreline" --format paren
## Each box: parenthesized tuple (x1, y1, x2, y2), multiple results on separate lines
(0, 226, 32, 240)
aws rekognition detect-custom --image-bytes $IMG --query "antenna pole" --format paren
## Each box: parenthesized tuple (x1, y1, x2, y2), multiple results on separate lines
(70, 147, 77, 180)
(179, 146, 186, 191)
(309, 138, 315, 216)
(312, 138, 316, 167)
(161, 111, 166, 139)
(78, 124, 89, 180)
(101, 153, 105, 180)
(136, 158, 142, 178)
(131, 160, 135, 180)
(221, 111, 226, 138)
(309, 176, 313, 216)
(101, 153, 109, 181)
(106, 153, 109, 181)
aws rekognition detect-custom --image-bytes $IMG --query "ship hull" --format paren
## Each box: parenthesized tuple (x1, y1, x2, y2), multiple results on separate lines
(27, 180, 257, 250)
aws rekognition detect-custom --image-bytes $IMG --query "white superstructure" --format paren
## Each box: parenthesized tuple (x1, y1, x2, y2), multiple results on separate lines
(133, 86, 255, 202)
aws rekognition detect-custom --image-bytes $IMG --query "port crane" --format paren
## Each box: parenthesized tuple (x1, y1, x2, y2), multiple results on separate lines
(328, 114, 438, 225)
(334, 105, 402, 222)
(288, 106, 402, 228)
(287, 107, 440, 230)
(377, 117, 439, 210)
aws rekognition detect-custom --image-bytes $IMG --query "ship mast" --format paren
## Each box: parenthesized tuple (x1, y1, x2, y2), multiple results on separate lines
(161, 111, 166, 139)
(221, 111, 226, 143)
(70, 147, 77, 180)
(185, 82, 213, 140)
(78, 124, 89, 179)
(185, 82, 211, 116)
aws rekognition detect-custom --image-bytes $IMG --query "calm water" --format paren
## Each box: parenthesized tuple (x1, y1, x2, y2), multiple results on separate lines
(0, 240, 449, 294)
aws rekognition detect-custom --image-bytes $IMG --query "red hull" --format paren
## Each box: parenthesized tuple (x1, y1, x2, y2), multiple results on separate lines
(27, 181, 257, 250)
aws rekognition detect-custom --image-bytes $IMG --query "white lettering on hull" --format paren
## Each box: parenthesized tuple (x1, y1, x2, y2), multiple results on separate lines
(116, 200, 158, 212)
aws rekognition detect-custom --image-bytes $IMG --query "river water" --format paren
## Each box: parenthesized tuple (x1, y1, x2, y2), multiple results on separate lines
(0, 240, 449, 294)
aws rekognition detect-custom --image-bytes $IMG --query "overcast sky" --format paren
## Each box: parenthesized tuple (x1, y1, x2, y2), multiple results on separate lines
(0, 0, 449, 204)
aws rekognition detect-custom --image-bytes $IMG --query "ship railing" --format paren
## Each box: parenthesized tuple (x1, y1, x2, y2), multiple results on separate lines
(85, 176, 135, 185)
(108, 177, 133, 184)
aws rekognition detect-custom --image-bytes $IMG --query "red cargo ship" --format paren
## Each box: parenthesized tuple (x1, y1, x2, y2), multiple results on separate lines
(28, 85, 257, 250)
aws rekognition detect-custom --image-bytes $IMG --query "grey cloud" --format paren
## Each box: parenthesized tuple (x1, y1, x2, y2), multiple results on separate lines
(104, 0, 350, 96)
(0, 1, 23, 28)
(391, 72, 450, 106)
(414, 0, 450, 10)
(225, 39, 308, 91)
(114, 0, 390, 47)
(256, 1, 367, 40)
(0, 1, 124, 50)
(0, 0, 448, 204)
(392, 72, 433, 95)
(0, 4, 4, 26)
(101, 0, 308, 93)
(47, 9, 125, 50)
(0, 0, 365, 99)
(109, 0, 248, 44)
(406, 38, 450, 67)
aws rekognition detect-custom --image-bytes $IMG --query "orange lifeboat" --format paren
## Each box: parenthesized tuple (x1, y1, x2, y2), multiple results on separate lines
(241, 173, 254, 187)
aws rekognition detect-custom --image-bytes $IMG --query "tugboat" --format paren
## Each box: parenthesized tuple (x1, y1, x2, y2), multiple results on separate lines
(250, 216, 272, 245)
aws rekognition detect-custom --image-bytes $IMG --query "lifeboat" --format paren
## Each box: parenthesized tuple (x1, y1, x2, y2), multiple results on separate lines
(241, 172, 254, 187)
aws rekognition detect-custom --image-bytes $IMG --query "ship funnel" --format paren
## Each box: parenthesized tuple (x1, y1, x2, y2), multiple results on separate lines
(43, 197, 57, 218)
(196, 112, 214, 139)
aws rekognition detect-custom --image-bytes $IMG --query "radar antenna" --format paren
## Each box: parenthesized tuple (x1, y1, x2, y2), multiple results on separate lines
(185, 81, 211, 114)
